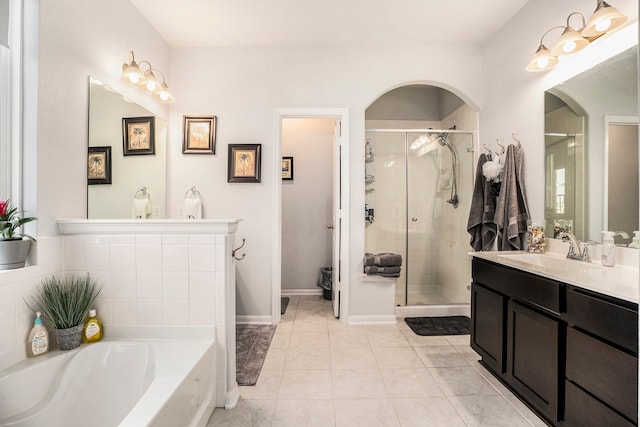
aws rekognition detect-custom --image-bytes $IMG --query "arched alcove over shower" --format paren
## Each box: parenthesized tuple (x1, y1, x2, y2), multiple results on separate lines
(364, 83, 478, 313)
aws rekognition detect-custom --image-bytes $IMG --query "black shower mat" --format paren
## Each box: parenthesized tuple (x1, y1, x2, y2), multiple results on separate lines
(404, 316, 470, 336)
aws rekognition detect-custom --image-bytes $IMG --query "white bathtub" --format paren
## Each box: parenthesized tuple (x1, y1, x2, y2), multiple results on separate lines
(0, 338, 216, 427)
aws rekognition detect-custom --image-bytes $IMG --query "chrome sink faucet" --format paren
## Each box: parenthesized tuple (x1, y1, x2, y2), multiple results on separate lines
(559, 231, 592, 262)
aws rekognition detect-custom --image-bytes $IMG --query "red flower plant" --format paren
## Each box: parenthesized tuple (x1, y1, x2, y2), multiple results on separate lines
(0, 199, 36, 240)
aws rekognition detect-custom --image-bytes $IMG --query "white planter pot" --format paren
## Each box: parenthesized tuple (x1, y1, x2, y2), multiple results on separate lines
(0, 239, 31, 270)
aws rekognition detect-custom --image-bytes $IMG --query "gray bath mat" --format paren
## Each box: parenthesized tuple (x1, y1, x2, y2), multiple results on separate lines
(281, 297, 290, 315)
(404, 316, 470, 336)
(236, 324, 276, 386)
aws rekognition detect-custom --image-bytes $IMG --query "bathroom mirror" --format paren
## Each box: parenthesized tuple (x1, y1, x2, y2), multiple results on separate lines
(88, 77, 167, 219)
(544, 46, 639, 245)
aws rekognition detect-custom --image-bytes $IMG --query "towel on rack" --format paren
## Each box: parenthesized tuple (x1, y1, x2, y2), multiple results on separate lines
(363, 252, 403, 267)
(495, 144, 530, 250)
(467, 153, 497, 250)
(184, 197, 202, 219)
(364, 265, 401, 275)
(132, 197, 151, 219)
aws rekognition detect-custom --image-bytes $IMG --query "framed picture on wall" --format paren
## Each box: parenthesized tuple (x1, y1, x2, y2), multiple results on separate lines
(87, 146, 112, 185)
(123, 116, 155, 156)
(183, 115, 217, 154)
(228, 144, 262, 183)
(282, 156, 294, 181)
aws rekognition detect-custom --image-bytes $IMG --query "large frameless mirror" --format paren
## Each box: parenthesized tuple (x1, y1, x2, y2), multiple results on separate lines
(87, 77, 167, 219)
(544, 46, 638, 246)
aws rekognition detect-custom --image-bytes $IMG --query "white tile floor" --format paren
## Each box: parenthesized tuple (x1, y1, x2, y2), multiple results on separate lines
(207, 295, 548, 427)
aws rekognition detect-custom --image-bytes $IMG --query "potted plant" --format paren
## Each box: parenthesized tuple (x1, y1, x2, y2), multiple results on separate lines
(29, 274, 102, 350)
(0, 199, 36, 270)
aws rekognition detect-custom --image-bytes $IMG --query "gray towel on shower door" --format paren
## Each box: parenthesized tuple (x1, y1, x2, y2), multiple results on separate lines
(495, 145, 530, 250)
(467, 153, 497, 250)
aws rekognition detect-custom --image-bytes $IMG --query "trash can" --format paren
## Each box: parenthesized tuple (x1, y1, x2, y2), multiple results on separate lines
(318, 267, 332, 300)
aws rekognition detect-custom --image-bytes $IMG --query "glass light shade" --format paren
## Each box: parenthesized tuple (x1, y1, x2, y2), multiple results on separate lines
(154, 82, 175, 103)
(526, 45, 559, 72)
(582, 1, 627, 37)
(141, 70, 161, 92)
(122, 61, 145, 84)
(550, 28, 589, 56)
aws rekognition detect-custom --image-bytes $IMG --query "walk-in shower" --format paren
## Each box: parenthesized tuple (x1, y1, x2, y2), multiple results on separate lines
(364, 127, 474, 310)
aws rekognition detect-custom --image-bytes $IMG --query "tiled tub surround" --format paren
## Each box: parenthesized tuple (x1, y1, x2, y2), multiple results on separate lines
(0, 236, 64, 371)
(57, 219, 241, 409)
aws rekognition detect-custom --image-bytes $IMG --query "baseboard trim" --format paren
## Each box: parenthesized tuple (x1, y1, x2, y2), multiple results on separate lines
(347, 314, 397, 325)
(236, 315, 273, 325)
(395, 304, 471, 318)
(281, 289, 322, 296)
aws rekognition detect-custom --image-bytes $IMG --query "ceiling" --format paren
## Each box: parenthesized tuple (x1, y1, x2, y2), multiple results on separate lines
(130, 0, 529, 48)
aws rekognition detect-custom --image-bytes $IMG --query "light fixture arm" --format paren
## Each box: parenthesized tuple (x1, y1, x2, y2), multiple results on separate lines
(538, 25, 565, 47)
(565, 12, 586, 31)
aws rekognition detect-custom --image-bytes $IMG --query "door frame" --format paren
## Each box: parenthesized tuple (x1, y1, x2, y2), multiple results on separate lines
(273, 108, 350, 324)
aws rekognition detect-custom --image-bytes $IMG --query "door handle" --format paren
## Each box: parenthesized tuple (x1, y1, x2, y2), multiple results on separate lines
(411, 218, 418, 222)
(327, 224, 334, 230)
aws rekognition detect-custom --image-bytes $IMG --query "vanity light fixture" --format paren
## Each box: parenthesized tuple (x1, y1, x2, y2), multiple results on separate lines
(121, 51, 174, 102)
(526, 0, 627, 72)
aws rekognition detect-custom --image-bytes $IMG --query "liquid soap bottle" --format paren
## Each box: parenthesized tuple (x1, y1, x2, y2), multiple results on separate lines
(27, 312, 49, 357)
(629, 231, 640, 249)
(82, 309, 103, 343)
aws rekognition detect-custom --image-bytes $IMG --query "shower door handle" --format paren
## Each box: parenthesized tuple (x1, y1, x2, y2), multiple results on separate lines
(327, 224, 334, 230)
(411, 218, 418, 222)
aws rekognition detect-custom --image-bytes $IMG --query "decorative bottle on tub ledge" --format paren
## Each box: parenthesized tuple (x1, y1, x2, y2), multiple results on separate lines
(82, 309, 103, 343)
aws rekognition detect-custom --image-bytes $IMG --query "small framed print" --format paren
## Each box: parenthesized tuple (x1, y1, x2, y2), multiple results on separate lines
(87, 146, 112, 185)
(123, 116, 155, 155)
(228, 144, 261, 183)
(183, 115, 216, 154)
(282, 156, 294, 181)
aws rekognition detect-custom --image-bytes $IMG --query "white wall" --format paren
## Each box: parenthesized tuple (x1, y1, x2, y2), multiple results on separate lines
(281, 118, 334, 293)
(168, 45, 483, 319)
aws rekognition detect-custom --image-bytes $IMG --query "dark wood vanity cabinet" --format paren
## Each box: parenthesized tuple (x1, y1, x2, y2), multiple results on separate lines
(471, 257, 639, 427)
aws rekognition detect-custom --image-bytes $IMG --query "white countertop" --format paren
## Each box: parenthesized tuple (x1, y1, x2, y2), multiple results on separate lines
(469, 249, 639, 303)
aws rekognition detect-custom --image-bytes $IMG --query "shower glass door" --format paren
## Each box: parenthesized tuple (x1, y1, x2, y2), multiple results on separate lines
(364, 129, 473, 307)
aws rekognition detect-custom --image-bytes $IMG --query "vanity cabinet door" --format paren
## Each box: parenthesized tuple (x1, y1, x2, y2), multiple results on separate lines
(471, 282, 506, 374)
(506, 300, 559, 425)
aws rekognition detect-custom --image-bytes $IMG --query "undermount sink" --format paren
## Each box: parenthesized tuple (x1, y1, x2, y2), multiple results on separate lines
(497, 252, 603, 271)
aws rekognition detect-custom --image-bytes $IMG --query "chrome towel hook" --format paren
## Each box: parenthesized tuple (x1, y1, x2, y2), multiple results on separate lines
(232, 238, 246, 261)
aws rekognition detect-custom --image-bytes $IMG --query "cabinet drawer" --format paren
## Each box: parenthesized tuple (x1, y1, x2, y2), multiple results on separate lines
(472, 258, 560, 314)
(566, 288, 638, 353)
(564, 380, 635, 427)
(566, 327, 638, 423)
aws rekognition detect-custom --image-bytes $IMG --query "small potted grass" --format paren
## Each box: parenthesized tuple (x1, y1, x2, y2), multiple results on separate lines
(29, 274, 102, 350)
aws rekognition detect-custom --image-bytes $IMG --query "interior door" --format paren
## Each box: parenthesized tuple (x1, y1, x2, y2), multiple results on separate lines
(331, 120, 341, 318)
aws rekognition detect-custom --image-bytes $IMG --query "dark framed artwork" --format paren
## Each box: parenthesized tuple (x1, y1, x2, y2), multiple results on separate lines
(228, 144, 262, 183)
(123, 116, 155, 156)
(87, 146, 112, 185)
(183, 115, 216, 154)
(282, 156, 294, 181)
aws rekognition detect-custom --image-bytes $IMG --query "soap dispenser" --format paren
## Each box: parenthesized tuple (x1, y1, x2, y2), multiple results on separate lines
(27, 312, 49, 357)
(601, 231, 629, 266)
(629, 231, 640, 249)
